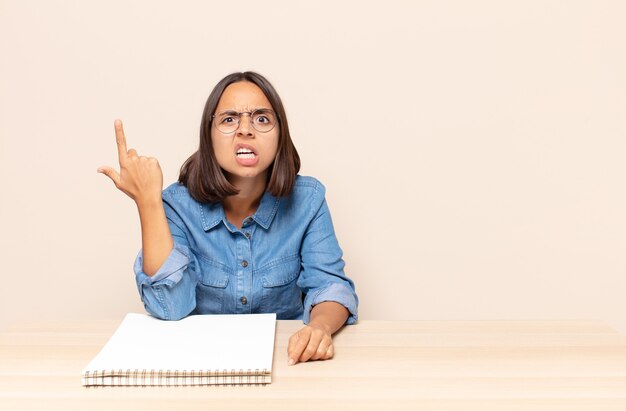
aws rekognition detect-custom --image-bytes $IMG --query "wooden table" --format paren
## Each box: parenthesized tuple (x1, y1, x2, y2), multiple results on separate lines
(1, 319, 626, 410)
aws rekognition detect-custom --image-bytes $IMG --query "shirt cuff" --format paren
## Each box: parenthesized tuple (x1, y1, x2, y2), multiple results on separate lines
(302, 282, 359, 325)
(134, 246, 191, 288)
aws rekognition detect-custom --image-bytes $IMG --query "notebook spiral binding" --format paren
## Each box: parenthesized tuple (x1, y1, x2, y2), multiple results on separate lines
(82, 368, 270, 387)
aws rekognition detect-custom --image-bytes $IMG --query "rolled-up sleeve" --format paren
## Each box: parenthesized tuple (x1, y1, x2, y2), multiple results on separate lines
(133, 195, 199, 321)
(298, 190, 358, 325)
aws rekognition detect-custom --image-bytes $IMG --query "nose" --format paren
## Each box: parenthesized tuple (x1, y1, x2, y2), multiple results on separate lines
(237, 113, 254, 137)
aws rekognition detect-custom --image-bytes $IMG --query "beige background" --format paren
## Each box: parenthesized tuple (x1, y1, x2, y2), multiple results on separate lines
(1, 0, 625, 332)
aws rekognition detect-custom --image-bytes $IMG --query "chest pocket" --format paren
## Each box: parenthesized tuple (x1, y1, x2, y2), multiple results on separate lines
(196, 257, 230, 314)
(257, 256, 302, 319)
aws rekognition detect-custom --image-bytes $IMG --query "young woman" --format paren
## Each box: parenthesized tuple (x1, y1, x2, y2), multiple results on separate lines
(98, 72, 358, 365)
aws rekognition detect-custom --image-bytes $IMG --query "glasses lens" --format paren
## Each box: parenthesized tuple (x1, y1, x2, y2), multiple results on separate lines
(215, 112, 240, 133)
(251, 110, 277, 133)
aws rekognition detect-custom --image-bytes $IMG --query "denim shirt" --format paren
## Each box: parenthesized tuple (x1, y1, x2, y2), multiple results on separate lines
(134, 175, 358, 324)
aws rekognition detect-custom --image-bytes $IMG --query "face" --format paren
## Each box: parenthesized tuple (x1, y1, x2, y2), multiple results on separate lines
(211, 81, 279, 185)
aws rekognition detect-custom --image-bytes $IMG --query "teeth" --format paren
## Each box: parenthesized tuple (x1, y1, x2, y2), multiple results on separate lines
(236, 148, 255, 159)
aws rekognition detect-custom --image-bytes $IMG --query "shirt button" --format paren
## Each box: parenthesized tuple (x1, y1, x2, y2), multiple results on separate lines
(240, 296, 248, 305)
(245, 232, 251, 239)
(241, 260, 248, 268)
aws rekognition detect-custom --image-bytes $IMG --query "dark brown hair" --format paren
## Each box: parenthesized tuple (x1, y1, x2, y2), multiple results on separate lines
(179, 71, 300, 203)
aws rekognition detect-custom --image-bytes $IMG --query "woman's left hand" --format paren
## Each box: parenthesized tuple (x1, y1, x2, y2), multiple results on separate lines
(287, 323, 334, 365)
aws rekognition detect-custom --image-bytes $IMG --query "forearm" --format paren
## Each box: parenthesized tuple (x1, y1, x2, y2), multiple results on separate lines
(137, 199, 174, 276)
(308, 301, 349, 335)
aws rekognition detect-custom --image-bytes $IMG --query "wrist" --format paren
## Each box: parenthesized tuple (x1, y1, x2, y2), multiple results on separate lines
(135, 197, 164, 218)
(136, 196, 163, 214)
(308, 320, 332, 335)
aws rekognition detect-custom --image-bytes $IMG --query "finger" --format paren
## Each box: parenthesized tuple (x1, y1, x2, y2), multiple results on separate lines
(311, 336, 332, 361)
(287, 329, 311, 366)
(287, 331, 308, 365)
(97, 166, 121, 186)
(127, 148, 138, 158)
(114, 119, 128, 164)
(325, 342, 334, 360)
(299, 330, 324, 363)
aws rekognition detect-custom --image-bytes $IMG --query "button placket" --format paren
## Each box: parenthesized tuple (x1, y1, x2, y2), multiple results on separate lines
(236, 218, 255, 313)
(234, 230, 247, 313)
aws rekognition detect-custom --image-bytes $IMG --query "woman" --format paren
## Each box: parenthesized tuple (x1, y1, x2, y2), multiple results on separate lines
(98, 71, 358, 365)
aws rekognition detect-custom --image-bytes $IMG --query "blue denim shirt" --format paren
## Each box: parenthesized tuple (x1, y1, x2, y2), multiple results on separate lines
(134, 175, 358, 324)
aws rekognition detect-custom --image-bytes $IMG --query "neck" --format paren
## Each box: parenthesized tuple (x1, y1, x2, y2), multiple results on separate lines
(222, 172, 267, 226)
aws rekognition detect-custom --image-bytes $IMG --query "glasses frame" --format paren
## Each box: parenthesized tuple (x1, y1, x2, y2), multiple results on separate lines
(211, 108, 278, 134)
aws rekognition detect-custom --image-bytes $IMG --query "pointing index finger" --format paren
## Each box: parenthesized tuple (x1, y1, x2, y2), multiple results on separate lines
(114, 119, 128, 163)
(288, 328, 311, 365)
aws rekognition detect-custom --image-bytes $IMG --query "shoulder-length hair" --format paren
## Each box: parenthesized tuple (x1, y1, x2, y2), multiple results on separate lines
(179, 71, 300, 203)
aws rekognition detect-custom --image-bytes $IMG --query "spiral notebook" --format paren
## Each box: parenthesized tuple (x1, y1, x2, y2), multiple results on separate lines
(82, 312, 276, 386)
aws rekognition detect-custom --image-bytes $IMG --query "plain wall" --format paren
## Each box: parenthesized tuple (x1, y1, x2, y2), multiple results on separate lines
(1, 0, 625, 333)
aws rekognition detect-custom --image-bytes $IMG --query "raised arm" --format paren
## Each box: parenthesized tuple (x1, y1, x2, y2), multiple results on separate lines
(97, 119, 173, 275)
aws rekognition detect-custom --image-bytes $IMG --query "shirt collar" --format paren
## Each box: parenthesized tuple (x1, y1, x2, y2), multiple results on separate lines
(200, 190, 280, 231)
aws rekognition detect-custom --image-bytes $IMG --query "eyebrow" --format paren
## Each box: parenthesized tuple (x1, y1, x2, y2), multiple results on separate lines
(217, 110, 239, 116)
(217, 108, 273, 115)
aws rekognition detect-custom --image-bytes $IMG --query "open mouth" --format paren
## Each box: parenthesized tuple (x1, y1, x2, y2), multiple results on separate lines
(236, 148, 256, 159)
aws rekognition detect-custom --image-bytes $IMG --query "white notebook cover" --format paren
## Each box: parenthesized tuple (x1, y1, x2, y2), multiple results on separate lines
(82, 313, 276, 376)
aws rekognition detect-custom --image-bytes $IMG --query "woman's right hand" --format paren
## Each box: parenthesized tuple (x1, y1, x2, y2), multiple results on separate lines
(98, 119, 164, 207)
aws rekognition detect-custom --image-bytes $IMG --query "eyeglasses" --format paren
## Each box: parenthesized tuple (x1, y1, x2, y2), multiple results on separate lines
(212, 109, 277, 134)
